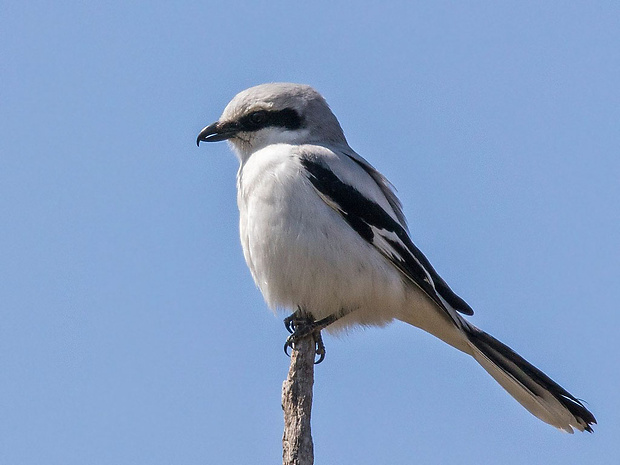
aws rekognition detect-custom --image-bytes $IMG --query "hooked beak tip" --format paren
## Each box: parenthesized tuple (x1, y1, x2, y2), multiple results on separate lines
(196, 121, 237, 146)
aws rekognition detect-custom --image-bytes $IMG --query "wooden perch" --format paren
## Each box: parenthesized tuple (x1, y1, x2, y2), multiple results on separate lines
(282, 335, 315, 465)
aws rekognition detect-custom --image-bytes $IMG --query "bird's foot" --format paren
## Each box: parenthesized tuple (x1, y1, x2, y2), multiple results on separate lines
(283, 313, 338, 364)
(283, 311, 302, 335)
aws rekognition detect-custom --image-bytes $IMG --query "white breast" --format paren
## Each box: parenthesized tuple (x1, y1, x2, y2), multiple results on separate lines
(236, 143, 408, 330)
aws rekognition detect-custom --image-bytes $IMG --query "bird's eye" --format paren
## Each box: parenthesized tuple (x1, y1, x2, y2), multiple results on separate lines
(247, 110, 268, 127)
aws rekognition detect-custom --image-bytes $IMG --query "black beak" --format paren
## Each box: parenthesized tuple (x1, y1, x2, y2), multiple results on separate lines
(196, 121, 238, 146)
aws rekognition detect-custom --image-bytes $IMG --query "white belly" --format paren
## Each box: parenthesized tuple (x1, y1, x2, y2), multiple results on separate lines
(237, 145, 408, 329)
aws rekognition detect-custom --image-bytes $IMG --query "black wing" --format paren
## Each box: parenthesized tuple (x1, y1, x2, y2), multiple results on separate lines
(301, 157, 474, 319)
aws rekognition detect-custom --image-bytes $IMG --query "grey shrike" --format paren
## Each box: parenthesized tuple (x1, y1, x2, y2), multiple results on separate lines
(196, 83, 595, 433)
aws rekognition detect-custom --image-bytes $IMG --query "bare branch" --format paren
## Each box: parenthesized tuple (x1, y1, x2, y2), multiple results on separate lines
(282, 336, 315, 465)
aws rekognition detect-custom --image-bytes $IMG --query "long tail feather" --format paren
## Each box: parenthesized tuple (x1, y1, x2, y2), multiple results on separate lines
(465, 325, 596, 433)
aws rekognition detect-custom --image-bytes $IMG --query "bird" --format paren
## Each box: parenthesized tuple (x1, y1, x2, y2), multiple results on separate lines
(196, 82, 596, 433)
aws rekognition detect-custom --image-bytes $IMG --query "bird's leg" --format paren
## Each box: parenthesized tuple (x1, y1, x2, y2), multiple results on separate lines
(283, 310, 340, 364)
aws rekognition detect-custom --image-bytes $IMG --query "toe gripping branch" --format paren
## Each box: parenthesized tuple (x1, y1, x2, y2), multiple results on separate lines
(283, 310, 339, 364)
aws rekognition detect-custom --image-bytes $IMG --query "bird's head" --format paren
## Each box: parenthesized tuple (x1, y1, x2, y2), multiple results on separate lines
(197, 83, 347, 161)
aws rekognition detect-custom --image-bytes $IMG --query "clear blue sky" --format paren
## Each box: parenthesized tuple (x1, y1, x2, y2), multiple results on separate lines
(1, 1, 618, 464)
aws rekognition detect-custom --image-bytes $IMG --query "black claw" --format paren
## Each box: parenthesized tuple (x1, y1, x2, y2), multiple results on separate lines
(284, 338, 294, 356)
(284, 316, 295, 334)
(313, 331, 326, 364)
(283, 312, 339, 362)
(284, 332, 325, 363)
(283, 310, 305, 334)
(314, 350, 326, 364)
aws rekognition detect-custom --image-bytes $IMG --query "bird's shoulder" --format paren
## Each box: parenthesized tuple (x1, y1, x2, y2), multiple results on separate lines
(296, 144, 407, 228)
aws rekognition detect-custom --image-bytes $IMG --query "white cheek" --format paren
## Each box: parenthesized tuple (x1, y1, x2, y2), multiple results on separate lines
(264, 127, 310, 145)
(249, 127, 310, 149)
(231, 128, 311, 163)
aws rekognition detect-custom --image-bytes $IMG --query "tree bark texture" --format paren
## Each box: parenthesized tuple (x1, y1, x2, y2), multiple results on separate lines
(282, 335, 315, 465)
